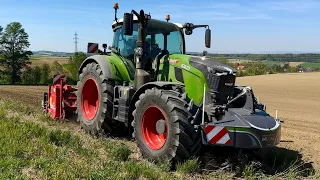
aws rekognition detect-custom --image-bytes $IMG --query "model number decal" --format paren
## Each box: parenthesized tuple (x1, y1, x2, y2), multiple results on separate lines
(262, 135, 275, 142)
(181, 64, 190, 70)
(160, 59, 179, 64)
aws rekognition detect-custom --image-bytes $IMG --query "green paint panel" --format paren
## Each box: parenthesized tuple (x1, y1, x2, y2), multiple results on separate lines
(105, 52, 135, 83)
(157, 54, 209, 105)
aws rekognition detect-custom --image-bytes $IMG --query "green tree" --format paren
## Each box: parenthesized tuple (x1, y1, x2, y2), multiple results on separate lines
(0, 25, 6, 83)
(40, 63, 51, 84)
(282, 63, 290, 72)
(215, 57, 228, 64)
(21, 66, 41, 84)
(68, 52, 87, 81)
(0, 22, 32, 84)
(289, 66, 298, 73)
(33, 66, 41, 84)
(21, 66, 34, 84)
(0, 73, 9, 84)
(312, 66, 320, 72)
(245, 62, 270, 76)
(236, 70, 248, 77)
(50, 60, 65, 76)
(0, 26, 2, 42)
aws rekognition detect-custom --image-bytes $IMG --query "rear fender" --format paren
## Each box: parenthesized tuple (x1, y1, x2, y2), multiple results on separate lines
(79, 55, 114, 79)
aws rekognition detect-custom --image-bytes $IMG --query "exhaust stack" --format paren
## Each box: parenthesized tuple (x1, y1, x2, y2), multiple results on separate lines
(122, 9, 151, 90)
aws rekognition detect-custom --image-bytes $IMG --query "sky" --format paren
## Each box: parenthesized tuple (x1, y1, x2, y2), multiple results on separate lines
(0, 0, 319, 53)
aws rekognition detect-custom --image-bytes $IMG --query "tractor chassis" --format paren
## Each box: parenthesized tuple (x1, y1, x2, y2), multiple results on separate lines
(43, 76, 281, 150)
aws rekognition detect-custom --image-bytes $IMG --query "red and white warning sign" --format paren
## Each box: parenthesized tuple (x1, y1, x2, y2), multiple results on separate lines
(87, 42, 99, 54)
(204, 125, 231, 145)
(52, 74, 66, 85)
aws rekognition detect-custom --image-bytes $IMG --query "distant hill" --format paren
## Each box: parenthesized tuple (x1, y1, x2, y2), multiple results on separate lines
(32, 51, 74, 57)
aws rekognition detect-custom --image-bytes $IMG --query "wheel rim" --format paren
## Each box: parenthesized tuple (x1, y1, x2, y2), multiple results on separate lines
(81, 78, 99, 120)
(141, 106, 168, 150)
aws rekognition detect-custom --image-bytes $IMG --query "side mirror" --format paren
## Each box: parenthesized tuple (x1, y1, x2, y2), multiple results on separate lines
(205, 28, 211, 48)
(102, 43, 107, 54)
(202, 50, 208, 56)
(123, 13, 133, 35)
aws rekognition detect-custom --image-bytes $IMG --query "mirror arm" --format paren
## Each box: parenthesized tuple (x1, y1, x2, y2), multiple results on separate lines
(193, 25, 209, 29)
(131, 10, 140, 20)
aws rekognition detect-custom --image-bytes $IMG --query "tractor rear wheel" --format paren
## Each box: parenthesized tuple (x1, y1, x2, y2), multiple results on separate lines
(132, 87, 201, 163)
(76, 62, 124, 135)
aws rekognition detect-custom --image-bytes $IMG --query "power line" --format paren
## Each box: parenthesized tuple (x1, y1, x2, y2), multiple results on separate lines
(73, 31, 78, 52)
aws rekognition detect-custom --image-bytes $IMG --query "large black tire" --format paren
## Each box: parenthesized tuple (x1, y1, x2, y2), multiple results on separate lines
(76, 62, 125, 135)
(132, 87, 201, 163)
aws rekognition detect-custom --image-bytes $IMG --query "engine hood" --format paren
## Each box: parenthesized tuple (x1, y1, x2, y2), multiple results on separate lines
(189, 56, 237, 74)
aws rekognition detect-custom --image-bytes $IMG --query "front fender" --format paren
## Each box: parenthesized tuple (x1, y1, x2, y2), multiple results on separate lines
(79, 55, 114, 80)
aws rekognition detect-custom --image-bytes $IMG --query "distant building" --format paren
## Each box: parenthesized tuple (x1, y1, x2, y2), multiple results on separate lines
(237, 65, 245, 70)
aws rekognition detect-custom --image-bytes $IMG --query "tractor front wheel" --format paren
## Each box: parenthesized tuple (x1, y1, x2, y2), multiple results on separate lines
(132, 87, 201, 163)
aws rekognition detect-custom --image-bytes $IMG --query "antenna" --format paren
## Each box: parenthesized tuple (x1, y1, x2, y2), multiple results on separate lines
(74, 31, 79, 52)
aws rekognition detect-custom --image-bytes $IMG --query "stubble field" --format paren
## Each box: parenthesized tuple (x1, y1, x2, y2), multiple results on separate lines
(236, 72, 320, 169)
(30, 57, 69, 67)
(0, 72, 319, 178)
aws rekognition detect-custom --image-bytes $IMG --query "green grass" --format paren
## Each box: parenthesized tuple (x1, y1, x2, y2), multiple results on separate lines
(176, 158, 200, 174)
(0, 103, 172, 179)
(0, 98, 318, 179)
(108, 143, 132, 161)
(0, 116, 88, 179)
(300, 62, 320, 68)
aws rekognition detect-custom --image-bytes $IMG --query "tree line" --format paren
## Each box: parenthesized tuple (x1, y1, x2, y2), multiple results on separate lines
(210, 57, 320, 77)
(19, 52, 87, 85)
(207, 53, 320, 63)
(0, 22, 87, 85)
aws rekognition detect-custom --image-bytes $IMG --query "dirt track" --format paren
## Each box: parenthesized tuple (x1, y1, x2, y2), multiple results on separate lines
(0, 72, 319, 168)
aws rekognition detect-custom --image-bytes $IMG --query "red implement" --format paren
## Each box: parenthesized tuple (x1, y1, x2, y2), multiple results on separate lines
(43, 75, 77, 120)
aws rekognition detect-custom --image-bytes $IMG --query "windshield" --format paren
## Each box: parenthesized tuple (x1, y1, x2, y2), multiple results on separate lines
(112, 20, 184, 60)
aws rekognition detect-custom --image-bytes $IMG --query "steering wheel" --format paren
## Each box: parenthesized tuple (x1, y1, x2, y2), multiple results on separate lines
(151, 43, 159, 49)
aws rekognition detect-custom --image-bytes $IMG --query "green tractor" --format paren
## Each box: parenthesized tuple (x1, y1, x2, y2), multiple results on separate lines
(44, 3, 281, 163)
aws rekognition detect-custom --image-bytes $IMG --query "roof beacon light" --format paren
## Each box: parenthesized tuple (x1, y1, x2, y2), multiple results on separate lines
(114, 2, 119, 10)
(166, 14, 170, 22)
(114, 3, 119, 22)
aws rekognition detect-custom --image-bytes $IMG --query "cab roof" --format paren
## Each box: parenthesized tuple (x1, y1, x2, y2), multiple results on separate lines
(112, 15, 183, 29)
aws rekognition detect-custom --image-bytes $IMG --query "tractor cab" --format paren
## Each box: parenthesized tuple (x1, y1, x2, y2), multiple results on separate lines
(112, 18, 185, 59)
(111, 18, 186, 79)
